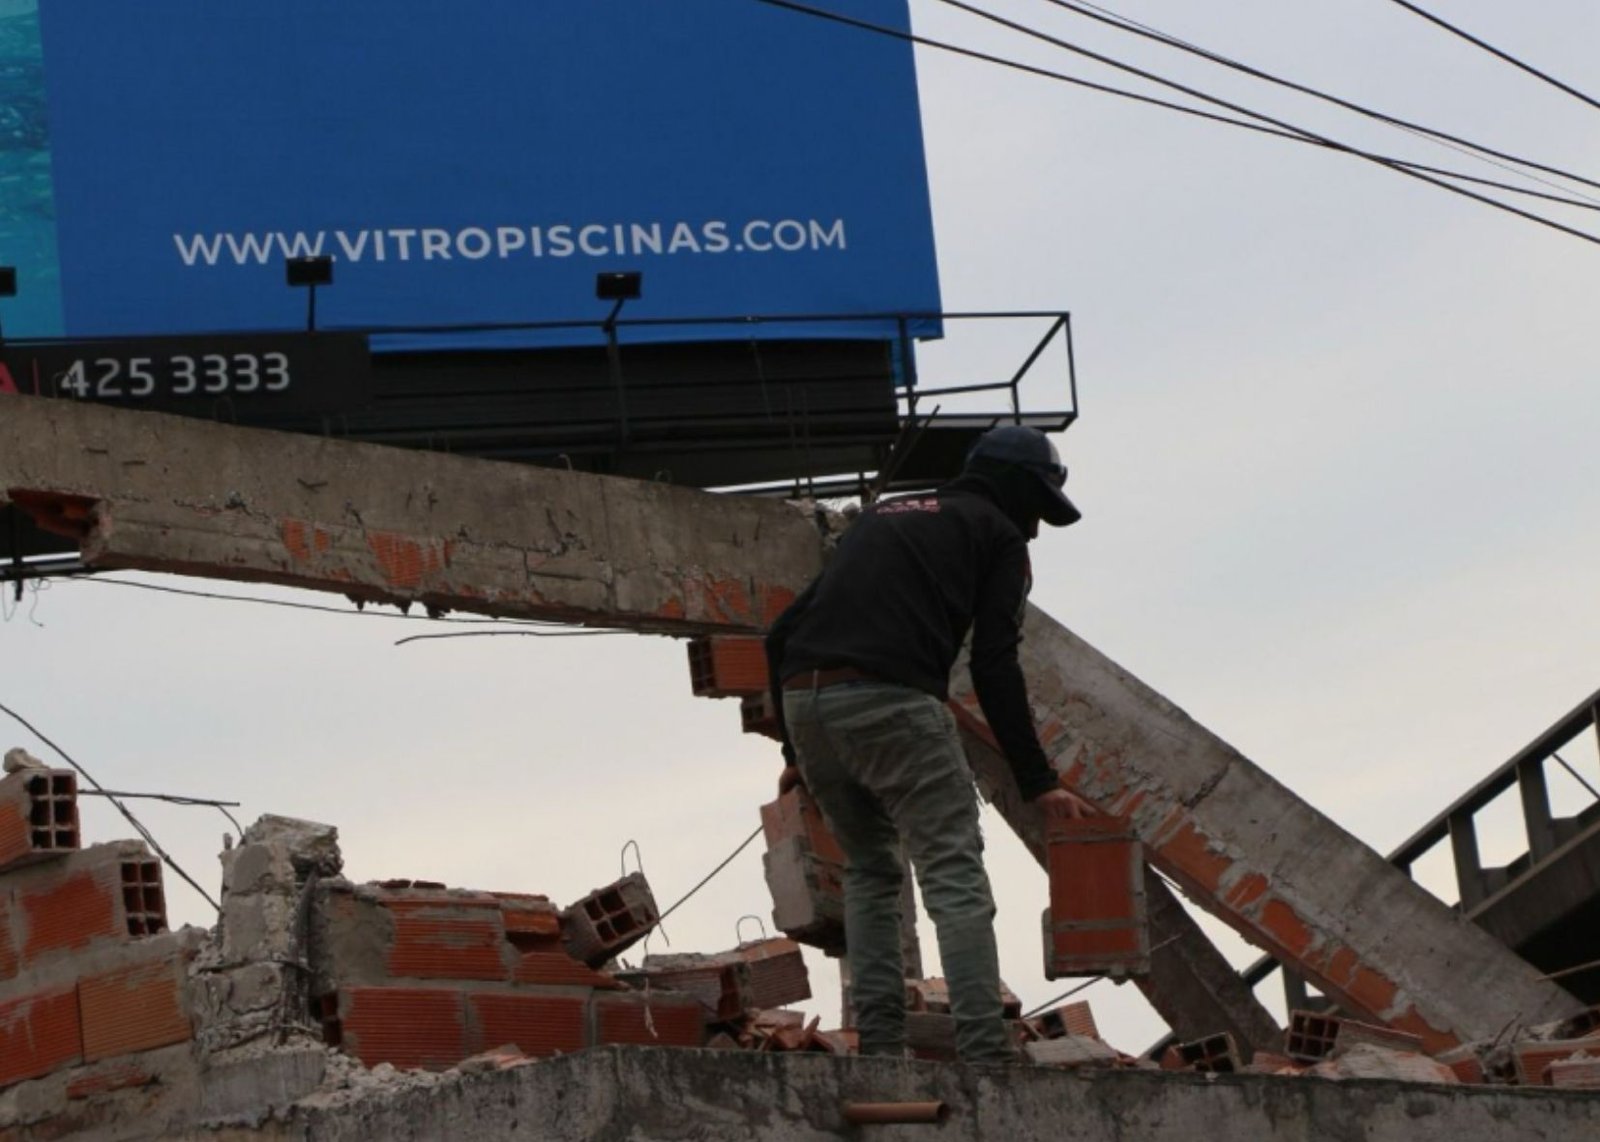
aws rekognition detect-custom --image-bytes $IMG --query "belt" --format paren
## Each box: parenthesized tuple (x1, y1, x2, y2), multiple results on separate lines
(782, 666, 882, 691)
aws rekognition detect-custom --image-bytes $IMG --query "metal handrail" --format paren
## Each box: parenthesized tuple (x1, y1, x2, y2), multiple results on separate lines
(1146, 685, 1600, 1056)
(1233, 686, 1600, 1006)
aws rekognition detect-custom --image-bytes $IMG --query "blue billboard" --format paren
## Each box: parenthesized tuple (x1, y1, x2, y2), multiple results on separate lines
(12, 0, 941, 346)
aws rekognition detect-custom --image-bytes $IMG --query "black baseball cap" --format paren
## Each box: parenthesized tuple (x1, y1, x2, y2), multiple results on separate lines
(966, 425, 1081, 527)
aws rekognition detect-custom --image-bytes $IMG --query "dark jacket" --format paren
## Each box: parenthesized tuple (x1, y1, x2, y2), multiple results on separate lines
(764, 477, 1057, 801)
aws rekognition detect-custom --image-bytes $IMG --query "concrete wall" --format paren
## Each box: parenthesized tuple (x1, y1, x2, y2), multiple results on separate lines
(187, 1047, 1600, 1142)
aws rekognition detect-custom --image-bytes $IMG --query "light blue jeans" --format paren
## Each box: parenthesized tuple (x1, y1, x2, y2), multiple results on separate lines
(783, 681, 1013, 1063)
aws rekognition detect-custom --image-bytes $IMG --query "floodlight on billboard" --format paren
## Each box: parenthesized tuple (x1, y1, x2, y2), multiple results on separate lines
(12, 0, 941, 349)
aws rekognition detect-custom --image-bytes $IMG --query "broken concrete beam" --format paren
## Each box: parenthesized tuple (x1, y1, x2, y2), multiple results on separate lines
(0, 397, 821, 634)
(0, 769, 79, 873)
(687, 636, 770, 697)
(1043, 813, 1149, 980)
(950, 609, 1583, 1051)
(560, 873, 659, 968)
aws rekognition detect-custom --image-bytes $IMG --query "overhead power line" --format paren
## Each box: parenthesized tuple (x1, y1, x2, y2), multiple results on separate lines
(1383, 0, 1600, 112)
(1034, 0, 1600, 199)
(752, 0, 1600, 216)
(0, 700, 221, 912)
(925, 0, 1600, 246)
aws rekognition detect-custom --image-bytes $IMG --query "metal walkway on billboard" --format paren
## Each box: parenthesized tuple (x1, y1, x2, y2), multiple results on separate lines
(1, 309, 1078, 581)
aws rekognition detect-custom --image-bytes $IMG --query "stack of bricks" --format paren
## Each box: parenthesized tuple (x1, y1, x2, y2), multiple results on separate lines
(312, 870, 705, 1071)
(0, 767, 201, 1112)
(760, 788, 846, 953)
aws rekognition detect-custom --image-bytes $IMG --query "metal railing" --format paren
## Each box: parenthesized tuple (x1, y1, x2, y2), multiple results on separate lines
(1151, 685, 1600, 1053)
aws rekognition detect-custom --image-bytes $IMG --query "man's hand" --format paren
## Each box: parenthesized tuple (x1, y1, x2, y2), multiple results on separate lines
(1034, 787, 1097, 819)
(778, 765, 805, 797)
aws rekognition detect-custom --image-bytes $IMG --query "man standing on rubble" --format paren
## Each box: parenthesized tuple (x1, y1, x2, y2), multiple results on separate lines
(765, 425, 1093, 1065)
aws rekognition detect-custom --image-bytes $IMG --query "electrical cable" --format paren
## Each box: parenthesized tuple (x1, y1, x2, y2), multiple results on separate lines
(0, 700, 222, 912)
(64, 574, 611, 630)
(655, 824, 765, 926)
(928, 0, 1600, 246)
(1021, 975, 1103, 1019)
(393, 629, 625, 647)
(78, 788, 245, 836)
(751, 0, 1600, 246)
(1034, 0, 1600, 200)
(1382, 0, 1600, 112)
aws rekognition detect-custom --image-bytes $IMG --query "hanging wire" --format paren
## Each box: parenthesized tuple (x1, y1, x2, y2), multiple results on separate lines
(752, 0, 1600, 247)
(0, 700, 221, 912)
(78, 788, 245, 836)
(657, 824, 766, 926)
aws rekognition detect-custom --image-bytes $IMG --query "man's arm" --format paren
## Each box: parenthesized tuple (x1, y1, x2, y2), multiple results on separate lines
(968, 537, 1061, 802)
(764, 577, 819, 773)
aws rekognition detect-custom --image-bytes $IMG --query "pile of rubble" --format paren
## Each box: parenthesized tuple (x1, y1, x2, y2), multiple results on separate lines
(1019, 1007, 1600, 1091)
(3, 747, 1597, 1139)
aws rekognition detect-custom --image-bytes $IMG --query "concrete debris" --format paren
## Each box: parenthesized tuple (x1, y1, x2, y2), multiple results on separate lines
(1025, 1035, 1120, 1068)
(2, 747, 48, 773)
(3, 805, 1596, 1141)
(1307, 1043, 1460, 1085)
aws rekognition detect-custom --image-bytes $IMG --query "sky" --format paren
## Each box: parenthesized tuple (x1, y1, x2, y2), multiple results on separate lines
(5, 0, 1600, 1052)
